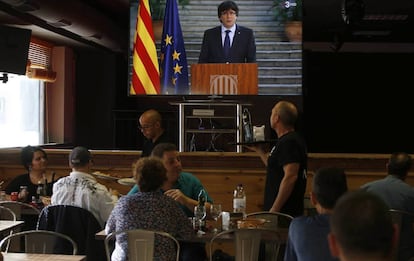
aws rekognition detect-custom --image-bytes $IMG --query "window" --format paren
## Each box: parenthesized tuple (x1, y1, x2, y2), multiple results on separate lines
(0, 75, 44, 148)
(0, 38, 51, 148)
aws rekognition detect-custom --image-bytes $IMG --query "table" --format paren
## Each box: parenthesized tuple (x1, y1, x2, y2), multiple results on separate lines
(95, 227, 288, 243)
(1, 252, 87, 261)
(0, 220, 24, 234)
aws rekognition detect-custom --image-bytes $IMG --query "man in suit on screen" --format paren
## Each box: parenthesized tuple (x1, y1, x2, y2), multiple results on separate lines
(198, 1, 256, 63)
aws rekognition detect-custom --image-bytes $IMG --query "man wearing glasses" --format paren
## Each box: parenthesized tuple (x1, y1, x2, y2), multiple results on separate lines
(138, 109, 172, 157)
(198, 0, 256, 63)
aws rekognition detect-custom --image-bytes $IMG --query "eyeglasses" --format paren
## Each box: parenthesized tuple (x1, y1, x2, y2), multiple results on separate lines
(221, 10, 237, 16)
(138, 124, 154, 130)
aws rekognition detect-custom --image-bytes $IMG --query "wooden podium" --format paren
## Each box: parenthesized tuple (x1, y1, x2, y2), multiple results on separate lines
(190, 63, 258, 95)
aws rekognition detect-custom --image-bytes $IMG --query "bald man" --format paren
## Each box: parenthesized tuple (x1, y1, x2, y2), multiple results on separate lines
(138, 109, 172, 157)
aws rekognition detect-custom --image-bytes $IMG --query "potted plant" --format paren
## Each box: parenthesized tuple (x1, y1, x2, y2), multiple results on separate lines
(149, 0, 190, 40)
(271, 0, 302, 41)
(149, 0, 190, 20)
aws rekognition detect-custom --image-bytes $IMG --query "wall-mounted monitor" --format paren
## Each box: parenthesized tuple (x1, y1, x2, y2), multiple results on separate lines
(128, 0, 303, 96)
(0, 25, 31, 75)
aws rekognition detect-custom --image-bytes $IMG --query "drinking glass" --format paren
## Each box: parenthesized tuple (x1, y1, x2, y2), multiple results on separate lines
(210, 203, 222, 233)
(194, 205, 206, 235)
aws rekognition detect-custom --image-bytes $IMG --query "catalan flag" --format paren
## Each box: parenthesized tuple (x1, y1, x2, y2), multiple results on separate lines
(130, 0, 160, 95)
(160, 0, 189, 94)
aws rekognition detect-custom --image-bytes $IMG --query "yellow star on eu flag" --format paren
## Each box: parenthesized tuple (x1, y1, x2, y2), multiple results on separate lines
(172, 50, 181, 61)
(164, 34, 173, 46)
(173, 63, 183, 74)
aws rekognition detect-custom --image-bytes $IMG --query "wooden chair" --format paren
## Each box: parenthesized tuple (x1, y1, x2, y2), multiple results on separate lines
(105, 229, 180, 261)
(209, 228, 282, 261)
(0, 229, 78, 255)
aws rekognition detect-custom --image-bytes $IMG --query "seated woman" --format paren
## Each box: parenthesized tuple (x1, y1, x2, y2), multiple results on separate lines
(5, 145, 54, 202)
(4, 145, 54, 231)
(105, 157, 193, 261)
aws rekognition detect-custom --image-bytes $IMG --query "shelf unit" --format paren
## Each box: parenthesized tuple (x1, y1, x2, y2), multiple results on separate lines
(170, 100, 251, 152)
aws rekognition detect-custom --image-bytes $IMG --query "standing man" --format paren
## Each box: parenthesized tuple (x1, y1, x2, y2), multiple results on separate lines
(138, 109, 172, 157)
(248, 100, 307, 217)
(361, 152, 414, 261)
(198, 0, 256, 63)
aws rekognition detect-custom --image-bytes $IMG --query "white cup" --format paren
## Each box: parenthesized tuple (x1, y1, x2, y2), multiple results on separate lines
(222, 211, 230, 230)
(253, 125, 265, 141)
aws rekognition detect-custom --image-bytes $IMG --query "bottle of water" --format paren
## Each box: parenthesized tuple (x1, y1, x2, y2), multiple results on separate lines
(198, 189, 206, 207)
(233, 184, 246, 216)
(196, 189, 207, 231)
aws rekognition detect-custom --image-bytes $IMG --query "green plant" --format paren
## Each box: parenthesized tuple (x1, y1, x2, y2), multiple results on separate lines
(271, 0, 302, 22)
(150, 0, 190, 21)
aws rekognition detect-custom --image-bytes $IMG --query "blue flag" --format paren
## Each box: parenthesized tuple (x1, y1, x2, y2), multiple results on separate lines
(160, 0, 189, 94)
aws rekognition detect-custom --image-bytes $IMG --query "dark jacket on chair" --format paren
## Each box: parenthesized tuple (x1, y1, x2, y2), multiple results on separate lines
(37, 205, 105, 261)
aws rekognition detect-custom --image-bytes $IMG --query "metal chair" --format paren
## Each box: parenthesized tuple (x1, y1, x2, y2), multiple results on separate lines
(105, 229, 180, 261)
(389, 209, 414, 261)
(0, 200, 41, 232)
(0, 206, 16, 221)
(0, 201, 41, 219)
(37, 204, 105, 261)
(246, 211, 294, 229)
(0, 206, 17, 251)
(246, 211, 293, 261)
(0, 229, 78, 255)
(209, 228, 282, 261)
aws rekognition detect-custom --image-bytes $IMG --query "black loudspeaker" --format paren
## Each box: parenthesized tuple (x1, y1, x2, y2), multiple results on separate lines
(0, 25, 32, 75)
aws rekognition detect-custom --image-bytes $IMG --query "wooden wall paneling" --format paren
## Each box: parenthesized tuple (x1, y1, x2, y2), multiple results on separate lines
(2, 149, 414, 214)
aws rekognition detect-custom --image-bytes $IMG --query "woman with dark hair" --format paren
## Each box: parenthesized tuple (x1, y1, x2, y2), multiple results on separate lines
(5, 145, 54, 202)
(105, 157, 193, 261)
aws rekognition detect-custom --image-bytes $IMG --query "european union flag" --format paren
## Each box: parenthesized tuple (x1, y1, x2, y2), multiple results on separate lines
(160, 0, 189, 94)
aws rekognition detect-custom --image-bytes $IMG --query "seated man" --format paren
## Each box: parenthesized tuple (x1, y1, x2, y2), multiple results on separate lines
(128, 142, 213, 215)
(328, 190, 398, 261)
(284, 167, 348, 261)
(128, 142, 212, 261)
(361, 152, 414, 261)
(51, 146, 117, 227)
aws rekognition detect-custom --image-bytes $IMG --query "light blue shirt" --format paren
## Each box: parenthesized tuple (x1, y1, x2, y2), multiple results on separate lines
(127, 171, 213, 217)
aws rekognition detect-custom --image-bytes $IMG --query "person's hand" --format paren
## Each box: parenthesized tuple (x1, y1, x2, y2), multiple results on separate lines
(164, 189, 187, 205)
(18, 189, 29, 201)
(244, 144, 265, 154)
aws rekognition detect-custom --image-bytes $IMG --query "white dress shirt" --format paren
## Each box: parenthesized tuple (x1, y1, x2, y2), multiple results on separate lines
(51, 171, 117, 227)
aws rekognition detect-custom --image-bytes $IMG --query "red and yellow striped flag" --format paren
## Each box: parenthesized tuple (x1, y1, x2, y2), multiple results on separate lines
(130, 0, 160, 95)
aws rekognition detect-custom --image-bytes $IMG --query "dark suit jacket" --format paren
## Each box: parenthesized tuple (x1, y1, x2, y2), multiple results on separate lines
(198, 24, 256, 63)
